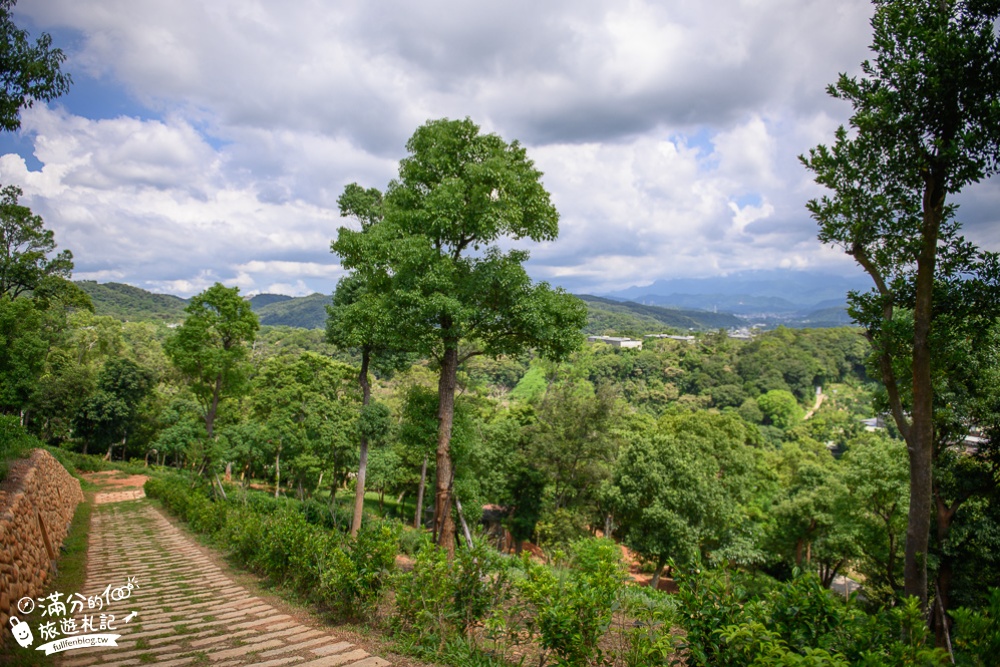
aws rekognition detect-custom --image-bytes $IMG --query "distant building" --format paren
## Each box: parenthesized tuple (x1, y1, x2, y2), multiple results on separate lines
(646, 334, 695, 342)
(587, 335, 643, 350)
(861, 416, 887, 431)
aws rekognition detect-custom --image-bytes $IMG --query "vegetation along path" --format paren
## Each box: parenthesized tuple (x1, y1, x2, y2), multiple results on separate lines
(61, 490, 390, 667)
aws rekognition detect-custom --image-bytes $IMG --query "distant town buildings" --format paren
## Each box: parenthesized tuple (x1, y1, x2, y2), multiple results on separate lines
(586, 335, 643, 349)
(727, 328, 754, 340)
(645, 334, 695, 342)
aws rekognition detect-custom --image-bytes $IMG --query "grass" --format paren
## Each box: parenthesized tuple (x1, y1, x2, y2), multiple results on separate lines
(182, 649, 210, 664)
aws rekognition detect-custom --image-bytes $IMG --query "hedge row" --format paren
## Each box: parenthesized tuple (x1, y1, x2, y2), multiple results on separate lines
(144, 474, 398, 619)
(144, 473, 999, 667)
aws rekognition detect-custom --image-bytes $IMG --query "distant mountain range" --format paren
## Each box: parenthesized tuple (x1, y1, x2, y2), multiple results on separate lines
(579, 295, 742, 333)
(75, 272, 863, 333)
(597, 269, 869, 327)
(75, 282, 332, 328)
(76, 281, 188, 321)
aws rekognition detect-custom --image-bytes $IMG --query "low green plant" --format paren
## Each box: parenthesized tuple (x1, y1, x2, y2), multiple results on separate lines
(952, 588, 1000, 667)
(514, 537, 627, 667)
(0, 414, 39, 480)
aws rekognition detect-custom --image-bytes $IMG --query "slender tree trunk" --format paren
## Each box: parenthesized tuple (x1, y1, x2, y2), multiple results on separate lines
(351, 348, 372, 537)
(274, 444, 281, 498)
(651, 555, 667, 590)
(904, 177, 944, 608)
(933, 489, 963, 647)
(205, 373, 223, 439)
(414, 455, 428, 529)
(455, 494, 473, 548)
(434, 344, 458, 558)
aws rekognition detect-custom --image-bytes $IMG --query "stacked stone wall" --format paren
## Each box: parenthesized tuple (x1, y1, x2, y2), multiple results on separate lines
(0, 449, 83, 630)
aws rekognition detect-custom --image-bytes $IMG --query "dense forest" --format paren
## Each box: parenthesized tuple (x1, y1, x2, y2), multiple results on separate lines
(4, 1, 1000, 662)
(4, 225, 1000, 665)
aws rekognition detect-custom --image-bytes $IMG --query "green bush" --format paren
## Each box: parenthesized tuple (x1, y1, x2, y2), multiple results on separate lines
(146, 472, 398, 622)
(952, 589, 1000, 667)
(0, 415, 39, 481)
(514, 538, 627, 667)
(399, 526, 431, 556)
(394, 541, 455, 643)
(320, 519, 400, 620)
(671, 568, 950, 667)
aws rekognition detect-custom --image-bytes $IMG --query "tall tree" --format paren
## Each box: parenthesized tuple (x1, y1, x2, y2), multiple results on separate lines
(604, 412, 761, 588)
(0, 184, 73, 298)
(164, 283, 258, 439)
(250, 353, 358, 500)
(801, 0, 1000, 607)
(328, 183, 409, 536)
(332, 118, 586, 556)
(73, 357, 156, 458)
(0, 0, 71, 132)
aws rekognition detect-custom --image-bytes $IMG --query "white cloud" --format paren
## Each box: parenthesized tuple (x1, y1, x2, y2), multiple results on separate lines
(2, 0, 995, 300)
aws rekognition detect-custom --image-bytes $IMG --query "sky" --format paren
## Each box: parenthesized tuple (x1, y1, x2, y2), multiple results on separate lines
(2, 0, 999, 298)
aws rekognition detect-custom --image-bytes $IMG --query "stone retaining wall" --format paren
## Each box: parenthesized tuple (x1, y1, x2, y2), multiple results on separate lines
(0, 449, 83, 630)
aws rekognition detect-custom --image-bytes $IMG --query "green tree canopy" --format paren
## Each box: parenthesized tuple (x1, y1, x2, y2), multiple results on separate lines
(605, 411, 763, 588)
(0, 0, 71, 132)
(164, 283, 259, 439)
(73, 357, 156, 457)
(331, 117, 586, 555)
(0, 184, 73, 298)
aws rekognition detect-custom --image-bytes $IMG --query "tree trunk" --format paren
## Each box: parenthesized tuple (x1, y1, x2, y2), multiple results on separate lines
(224, 461, 232, 482)
(434, 344, 458, 558)
(351, 349, 372, 537)
(206, 373, 223, 439)
(274, 445, 281, 498)
(651, 554, 667, 590)
(904, 176, 944, 608)
(933, 489, 963, 648)
(414, 455, 428, 529)
(455, 494, 473, 548)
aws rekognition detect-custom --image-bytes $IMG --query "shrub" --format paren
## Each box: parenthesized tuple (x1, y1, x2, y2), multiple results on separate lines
(0, 415, 39, 481)
(320, 519, 400, 620)
(514, 538, 627, 666)
(952, 588, 1000, 667)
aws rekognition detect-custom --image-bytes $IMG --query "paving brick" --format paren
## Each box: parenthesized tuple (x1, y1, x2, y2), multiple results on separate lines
(297, 649, 370, 667)
(76, 497, 391, 666)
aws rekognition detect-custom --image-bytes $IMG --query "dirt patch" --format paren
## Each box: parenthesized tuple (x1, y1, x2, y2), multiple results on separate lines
(82, 470, 149, 489)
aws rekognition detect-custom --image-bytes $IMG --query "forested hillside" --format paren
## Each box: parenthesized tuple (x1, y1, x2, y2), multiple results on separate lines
(580, 294, 743, 333)
(76, 280, 188, 321)
(73, 281, 754, 333)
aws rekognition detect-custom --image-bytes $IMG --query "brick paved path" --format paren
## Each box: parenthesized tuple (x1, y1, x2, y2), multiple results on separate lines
(59, 497, 390, 667)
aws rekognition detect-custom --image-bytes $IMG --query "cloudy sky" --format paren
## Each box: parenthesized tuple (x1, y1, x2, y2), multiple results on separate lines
(2, 0, 998, 298)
